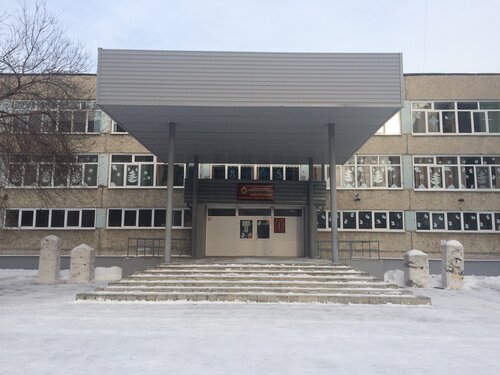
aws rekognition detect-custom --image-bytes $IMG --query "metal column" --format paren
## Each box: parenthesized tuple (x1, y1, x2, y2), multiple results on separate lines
(328, 124, 339, 263)
(308, 158, 316, 258)
(191, 156, 199, 258)
(164, 122, 176, 263)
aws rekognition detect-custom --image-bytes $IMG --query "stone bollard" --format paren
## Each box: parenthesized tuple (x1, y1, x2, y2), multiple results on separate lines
(38, 235, 62, 283)
(403, 249, 430, 288)
(441, 240, 464, 289)
(70, 244, 96, 283)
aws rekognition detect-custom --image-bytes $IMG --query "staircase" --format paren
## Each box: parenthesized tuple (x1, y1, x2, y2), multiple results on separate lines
(76, 263, 431, 305)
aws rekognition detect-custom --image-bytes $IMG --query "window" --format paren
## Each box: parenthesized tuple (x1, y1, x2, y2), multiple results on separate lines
(416, 211, 499, 232)
(200, 164, 304, 181)
(317, 210, 404, 231)
(329, 155, 402, 189)
(411, 101, 500, 134)
(414, 155, 500, 190)
(110, 154, 186, 188)
(106, 208, 192, 228)
(7, 154, 98, 188)
(111, 121, 128, 133)
(375, 112, 401, 135)
(4, 209, 96, 229)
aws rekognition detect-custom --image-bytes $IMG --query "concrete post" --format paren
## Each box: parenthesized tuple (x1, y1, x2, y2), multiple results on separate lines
(70, 244, 96, 283)
(164, 122, 176, 263)
(441, 240, 464, 289)
(403, 249, 430, 288)
(191, 155, 199, 258)
(308, 158, 316, 258)
(328, 124, 339, 263)
(38, 235, 61, 283)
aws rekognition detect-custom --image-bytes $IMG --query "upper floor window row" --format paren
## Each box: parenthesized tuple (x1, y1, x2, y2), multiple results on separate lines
(414, 155, 500, 190)
(110, 154, 187, 188)
(0, 100, 99, 134)
(412, 101, 500, 135)
(7, 154, 98, 188)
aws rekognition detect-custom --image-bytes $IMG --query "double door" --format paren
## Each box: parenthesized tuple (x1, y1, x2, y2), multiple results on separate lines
(237, 216, 271, 256)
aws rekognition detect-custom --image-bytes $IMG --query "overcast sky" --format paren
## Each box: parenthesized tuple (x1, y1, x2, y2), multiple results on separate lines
(2, 0, 499, 73)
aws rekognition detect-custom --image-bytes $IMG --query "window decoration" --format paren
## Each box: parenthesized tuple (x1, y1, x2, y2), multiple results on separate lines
(317, 210, 404, 231)
(109, 154, 186, 188)
(416, 211, 500, 232)
(4, 209, 96, 229)
(204, 164, 304, 181)
(411, 101, 500, 134)
(7, 154, 98, 187)
(414, 156, 500, 190)
(107, 208, 191, 228)
(324, 155, 402, 189)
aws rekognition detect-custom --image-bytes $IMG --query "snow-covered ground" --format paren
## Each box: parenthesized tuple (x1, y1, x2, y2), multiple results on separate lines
(1, 269, 500, 375)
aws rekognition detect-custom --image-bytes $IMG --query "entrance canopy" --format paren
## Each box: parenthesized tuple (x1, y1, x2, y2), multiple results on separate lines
(96, 49, 404, 164)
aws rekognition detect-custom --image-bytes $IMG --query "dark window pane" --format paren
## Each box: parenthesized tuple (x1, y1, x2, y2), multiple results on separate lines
(463, 212, 478, 231)
(460, 156, 481, 165)
(457, 102, 477, 110)
(140, 164, 154, 186)
(87, 112, 95, 132)
(35, 210, 49, 227)
(24, 164, 37, 185)
(412, 111, 426, 133)
(358, 211, 372, 229)
(156, 164, 168, 186)
(134, 156, 154, 162)
(432, 213, 445, 230)
(81, 210, 95, 227)
(272, 166, 284, 180)
(473, 112, 487, 132)
(240, 219, 253, 239)
(212, 165, 225, 179)
(174, 164, 185, 187)
(110, 164, 124, 187)
(416, 212, 430, 230)
(184, 210, 192, 227)
(125, 165, 139, 186)
(58, 112, 72, 132)
(69, 164, 82, 186)
(274, 209, 302, 217)
(442, 111, 456, 133)
(51, 210, 65, 227)
(108, 209, 122, 227)
(427, 111, 440, 132)
(111, 155, 132, 163)
(488, 112, 500, 133)
(317, 211, 327, 229)
(342, 212, 357, 229)
(124, 210, 137, 226)
(374, 212, 387, 229)
(67, 211, 80, 227)
(479, 213, 493, 230)
(435, 102, 455, 110)
(458, 112, 472, 133)
(239, 209, 272, 216)
(462, 166, 476, 189)
(480, 102, 500, 109)
(227, 166, 239, 180)
(240, 166, 253, 180)
(258, 166, 270, 180)
(84, 164, 97, 186)
(389, 212, 403, 230)
(54, 164, 69, 186)
(208, 209, 236, 216)
(257, 219, 270, 239)
(172, 210, 182, 227)
(154, 209, 166, 227)
(138, 209, 152, 227)
(495, 213, 500, 231)
(447, 212, 462, 231)
(285, 167, 299, 181)
(21, 210, 34, 227)
(5, 210, 19, 227)
(73, 111, 86, 132)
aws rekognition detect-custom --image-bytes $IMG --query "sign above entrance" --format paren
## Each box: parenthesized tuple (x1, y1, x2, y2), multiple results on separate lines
(237, 183, 274, 201)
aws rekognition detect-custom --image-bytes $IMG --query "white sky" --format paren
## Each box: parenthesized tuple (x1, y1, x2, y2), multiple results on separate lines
(1, 0, 499, 73)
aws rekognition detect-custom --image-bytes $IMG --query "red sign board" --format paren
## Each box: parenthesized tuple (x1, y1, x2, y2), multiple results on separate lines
(237, 183, 274, 201)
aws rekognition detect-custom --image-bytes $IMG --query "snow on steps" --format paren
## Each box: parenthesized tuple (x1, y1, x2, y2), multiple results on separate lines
(76, 263, 431, 305)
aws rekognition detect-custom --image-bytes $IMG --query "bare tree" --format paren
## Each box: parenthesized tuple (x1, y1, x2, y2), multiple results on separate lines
(0, 1, 93, 226)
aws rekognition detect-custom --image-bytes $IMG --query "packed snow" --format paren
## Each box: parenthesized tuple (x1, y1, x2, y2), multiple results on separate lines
(1, 269, 500, 374)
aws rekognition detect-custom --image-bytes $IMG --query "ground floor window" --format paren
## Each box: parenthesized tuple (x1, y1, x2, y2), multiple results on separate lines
(317, 210, 404, 231)
(4, 209, 96, 229)
(107, 208, 191, 229)
(416, 211, 500, 232)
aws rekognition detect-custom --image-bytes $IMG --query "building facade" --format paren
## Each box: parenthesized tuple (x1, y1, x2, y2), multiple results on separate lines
(1, 73, 499, 259)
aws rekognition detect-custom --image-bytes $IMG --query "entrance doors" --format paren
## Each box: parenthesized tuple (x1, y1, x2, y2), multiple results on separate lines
(206, 207, 303, 257)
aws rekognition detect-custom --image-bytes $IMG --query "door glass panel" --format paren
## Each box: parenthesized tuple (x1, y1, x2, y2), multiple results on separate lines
(240, 220, 253, 239)
(257, 219, 270, 239)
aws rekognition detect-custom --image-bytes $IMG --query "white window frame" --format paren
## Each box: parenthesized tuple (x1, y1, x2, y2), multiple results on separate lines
(106, 208, 192, 229)
(415, 211, 499, 233)
(111, 120, 128, 134)
(4, 208, 96, 230)
(411, 101, 500, 135)
(317, 210, 405, 232)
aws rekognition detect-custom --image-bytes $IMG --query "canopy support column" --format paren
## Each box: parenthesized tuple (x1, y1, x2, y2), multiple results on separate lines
(328, 124, 339, 264)
(191, 155, 199, 257)
(164, 122, 176, 263)
(308, 158, 316, 258)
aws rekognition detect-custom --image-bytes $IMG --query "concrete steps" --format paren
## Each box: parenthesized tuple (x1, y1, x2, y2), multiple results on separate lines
(76, 263, 431, 305)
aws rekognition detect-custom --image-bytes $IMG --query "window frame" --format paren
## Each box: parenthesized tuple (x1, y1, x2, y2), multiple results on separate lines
(316, 210, 405, 232)
(415, 211, 499, 233)
(3, 208, 96, 230)
(106, 208, 192, 229)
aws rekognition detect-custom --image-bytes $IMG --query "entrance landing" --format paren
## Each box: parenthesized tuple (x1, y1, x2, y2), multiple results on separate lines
(171, 257, 334, 265)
